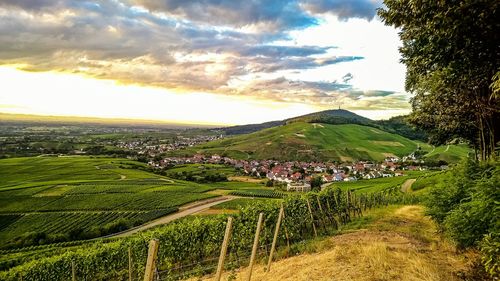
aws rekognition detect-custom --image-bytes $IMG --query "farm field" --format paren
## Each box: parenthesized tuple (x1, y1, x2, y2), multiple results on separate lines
(328, 170, 433, 194)
(0, 156, 244, 248)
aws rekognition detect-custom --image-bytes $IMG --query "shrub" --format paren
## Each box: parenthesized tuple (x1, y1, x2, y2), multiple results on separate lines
(424, 158, 499, 279)
(480, 233, 500, 279)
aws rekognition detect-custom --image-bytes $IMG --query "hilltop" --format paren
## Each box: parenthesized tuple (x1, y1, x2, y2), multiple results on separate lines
(221, 109, 427, 142)
(172, 122, 430, 162)
(221, 109, 372, 135)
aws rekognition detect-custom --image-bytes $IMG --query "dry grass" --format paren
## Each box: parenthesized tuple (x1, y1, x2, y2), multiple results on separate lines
(228, 176, 265, 183)
(191, 205, 477, 281)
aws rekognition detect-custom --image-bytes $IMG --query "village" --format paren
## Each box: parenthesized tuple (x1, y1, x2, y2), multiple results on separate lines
(116, 134, 223, 156)
(149, 153, 433, 192)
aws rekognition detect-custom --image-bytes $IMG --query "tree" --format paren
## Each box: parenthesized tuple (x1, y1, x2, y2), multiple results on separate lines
(378, 0, 500, 160)
(310, 176, 323, 191)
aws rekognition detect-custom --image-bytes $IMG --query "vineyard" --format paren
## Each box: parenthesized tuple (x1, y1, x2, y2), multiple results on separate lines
(0, 156, 275, 248)
(0, 185, 418, 281)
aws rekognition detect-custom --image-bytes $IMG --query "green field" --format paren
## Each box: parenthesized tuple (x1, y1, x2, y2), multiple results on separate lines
(170, 122, 432, 161)
(211, 198, 281, 210)
(424, 144, 470, 163)
(328, 171, 432, 194)
(0, 156, 277, 248)
(0, 156, 220, 247)
(164, 164, 236, 182)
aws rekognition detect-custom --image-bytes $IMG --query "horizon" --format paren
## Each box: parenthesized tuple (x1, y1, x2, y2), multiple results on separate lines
(0, 1, 410, 125)
(0, 107, 402, 127)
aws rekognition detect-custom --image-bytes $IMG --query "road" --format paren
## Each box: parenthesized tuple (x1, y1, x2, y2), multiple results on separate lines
(401, 178, 416, 193)
(109, 196, 235, 238)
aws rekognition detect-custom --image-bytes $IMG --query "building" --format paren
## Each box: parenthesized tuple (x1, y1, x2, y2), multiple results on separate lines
(286, 182, 311, 192)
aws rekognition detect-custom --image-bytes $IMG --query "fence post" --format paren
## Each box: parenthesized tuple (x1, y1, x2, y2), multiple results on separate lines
(266, 206, 284, 272)
(143, 239, 160, 281)
(247, 212, 264, 281)
(72, 261, 76, 281)
(282, 211, 291, 255)
(128, 247, 133, 281)
(306, 200, 318, 237)
(215, 217, 233, 281)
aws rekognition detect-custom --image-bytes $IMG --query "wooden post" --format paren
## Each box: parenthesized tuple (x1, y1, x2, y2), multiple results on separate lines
(316, 197, 329, 232)
(143, 239, 160, 281)
(128, 247, 133, 281)
(247, 213, 264, 281)
(215, 217, 233, 281)
(306, 200, 317, 237)
(282, 211, 291, 254)
(325, 198, 339, 230)
(266, 206, 284, 272)
(72, 261, 76, 281)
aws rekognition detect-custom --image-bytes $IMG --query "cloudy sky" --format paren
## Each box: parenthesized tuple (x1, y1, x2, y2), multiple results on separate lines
(0, 0, 409, 125)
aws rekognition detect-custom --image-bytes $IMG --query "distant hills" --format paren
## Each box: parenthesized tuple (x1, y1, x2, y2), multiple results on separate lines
(0, 113, 216, 129)
(171, 122, 433, 162)
(221, 109, 427, 142)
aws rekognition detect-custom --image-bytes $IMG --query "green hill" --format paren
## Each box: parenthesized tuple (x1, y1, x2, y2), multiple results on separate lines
(221, 109, 372, 135)
(173, 122, 432, 162)
(424, 144, 471, 163)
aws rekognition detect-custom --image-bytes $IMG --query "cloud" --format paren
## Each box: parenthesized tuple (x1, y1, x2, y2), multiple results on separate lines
(227, 77, 409, 110)
(0, 0, 402, 111)
(130, 0, 319, 30)
(302, 0, 383, 21)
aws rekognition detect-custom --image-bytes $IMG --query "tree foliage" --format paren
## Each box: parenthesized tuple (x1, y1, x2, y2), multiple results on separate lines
(378, 0, 500, 160)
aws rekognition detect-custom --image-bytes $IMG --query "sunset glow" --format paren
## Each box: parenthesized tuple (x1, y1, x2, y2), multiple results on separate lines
(0, 1, 411, 124)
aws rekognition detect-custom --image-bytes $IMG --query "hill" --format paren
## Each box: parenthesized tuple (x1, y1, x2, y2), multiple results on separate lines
(424, 144, 470, 163)
(221, 109, 372, 135)
(0, 112, 215, 128)
(221, 109, 428, 142)
(173, 122, 430, 162)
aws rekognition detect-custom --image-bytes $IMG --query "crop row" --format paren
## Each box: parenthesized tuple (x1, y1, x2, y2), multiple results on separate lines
(0, 192, 216, 213)
(0, 186, 419, 280)
(229, 189, 287, 198)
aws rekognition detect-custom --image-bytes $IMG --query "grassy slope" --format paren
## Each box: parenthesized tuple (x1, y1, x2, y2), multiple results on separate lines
(424, 144, 470, 163)
(173, 122, 431, 162)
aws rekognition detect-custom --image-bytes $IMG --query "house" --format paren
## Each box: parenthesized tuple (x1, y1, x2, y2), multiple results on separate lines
(287, 182, 311, 192)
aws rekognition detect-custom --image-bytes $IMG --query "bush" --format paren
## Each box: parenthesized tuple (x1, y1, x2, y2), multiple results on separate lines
(480, 233, 500, 279)
(424, 159, 499, 278)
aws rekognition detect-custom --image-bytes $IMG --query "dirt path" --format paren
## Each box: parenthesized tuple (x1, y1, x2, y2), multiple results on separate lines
(401, 178, 416, 192)
(198, 205, 475, 281)
(109, 196, 235, 238)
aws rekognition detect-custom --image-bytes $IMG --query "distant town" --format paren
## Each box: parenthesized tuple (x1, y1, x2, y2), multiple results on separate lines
(149, 152, 446, 192)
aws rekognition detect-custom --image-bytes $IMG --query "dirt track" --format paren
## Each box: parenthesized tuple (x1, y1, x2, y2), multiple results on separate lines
(401, 178, 416, 192)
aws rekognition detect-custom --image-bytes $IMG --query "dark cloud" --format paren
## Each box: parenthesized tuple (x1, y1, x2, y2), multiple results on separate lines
(302, 0, 383, 21)
(0, 0, 64, 11)
(240, 45, 333, 58)
(130, 0, 318, 30)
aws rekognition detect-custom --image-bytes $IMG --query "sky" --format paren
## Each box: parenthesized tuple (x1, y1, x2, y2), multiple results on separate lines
(0, 0, 410, 125)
